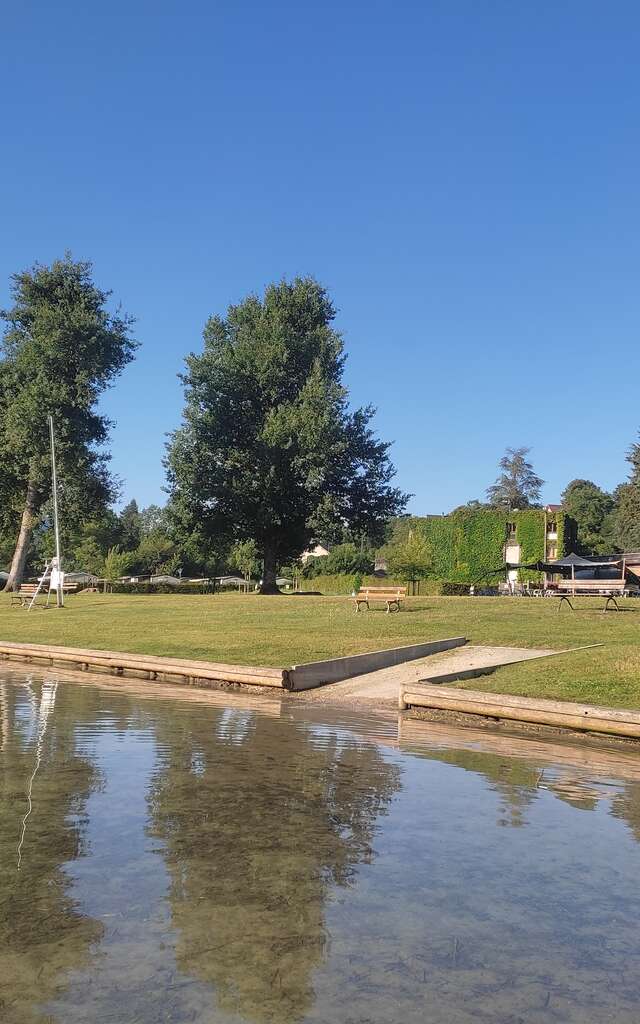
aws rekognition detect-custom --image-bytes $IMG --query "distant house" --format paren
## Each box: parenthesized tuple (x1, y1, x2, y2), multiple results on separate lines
(300, 541, 330, 564)
(504, 506, 566, 584)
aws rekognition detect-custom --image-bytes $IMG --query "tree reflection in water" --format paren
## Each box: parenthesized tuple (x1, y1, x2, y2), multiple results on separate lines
(0, 678, 102, 1024)
(147, 706, 402, 1023)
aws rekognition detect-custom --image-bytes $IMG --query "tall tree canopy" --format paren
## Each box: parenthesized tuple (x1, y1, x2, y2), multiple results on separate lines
(0, 255, 137, 589)
(119, 499, 142, 551)
(612, 433, 640, 551)
(166, 277, 408, 592)
(486, 446, 543, 510)
(560, 479, 616, 554)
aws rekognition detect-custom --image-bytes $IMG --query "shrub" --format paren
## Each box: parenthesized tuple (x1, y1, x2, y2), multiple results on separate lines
(109, 582, 214, 595)
(302, 544, 374, 578)
(383, 533, 432, 580)
(299, 574, 362, 595)
(103, 546, 134, 581)
(440, 581, 473, 596)
(299, 574, 450, 596)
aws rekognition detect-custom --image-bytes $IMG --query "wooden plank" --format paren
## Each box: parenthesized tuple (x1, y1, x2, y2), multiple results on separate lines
(400, 682, 640, 738)
(0, 641, 289, 688)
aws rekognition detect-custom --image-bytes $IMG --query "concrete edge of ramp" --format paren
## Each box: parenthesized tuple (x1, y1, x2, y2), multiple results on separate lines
(418, 644, 605, 685)
(289, 636, 467, 691)
(399, 679, 640, 740)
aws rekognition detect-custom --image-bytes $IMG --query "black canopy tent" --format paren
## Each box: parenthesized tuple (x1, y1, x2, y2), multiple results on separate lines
(501, 553, 639, 584)
(474, 553, 640, 591)
(508, 554, 606, 577)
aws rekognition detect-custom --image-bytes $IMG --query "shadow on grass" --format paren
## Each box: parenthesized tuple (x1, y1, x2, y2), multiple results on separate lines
(557, 607, 640, 615)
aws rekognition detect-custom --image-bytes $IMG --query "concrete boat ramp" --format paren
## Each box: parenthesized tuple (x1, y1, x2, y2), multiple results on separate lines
(5, 635, 632, 740)
(299, 644, 561, 705)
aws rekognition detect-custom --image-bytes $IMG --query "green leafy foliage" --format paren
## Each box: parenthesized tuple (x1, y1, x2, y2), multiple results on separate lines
(560, 479, 616, 554)
(0, 255, 137, 588)
(228, 539, 260, 578)
(514, 509, 545, 582)
(119, 500, 142, 550)
(611, 436, 640, 550)
(383, 532, 432, 580)
(486, 447, 543, 509)
(166, 277, 408, 592)
(387, 507, 571, 584)
(103, 546, 134, 581)
(109, 582, 210, 594)
(301, 543, 374, 578)
(131, 531, 176, 575)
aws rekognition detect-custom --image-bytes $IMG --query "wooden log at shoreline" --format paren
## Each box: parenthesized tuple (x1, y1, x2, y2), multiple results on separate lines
(0, 641, 289, 689)
(400, 683, 640, 739)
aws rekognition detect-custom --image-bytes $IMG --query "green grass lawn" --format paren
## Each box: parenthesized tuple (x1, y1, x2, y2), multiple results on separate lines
(1, 591, 639, 706)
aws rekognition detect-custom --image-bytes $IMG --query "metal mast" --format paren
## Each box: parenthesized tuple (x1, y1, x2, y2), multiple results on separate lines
(48, 415, 63, 608)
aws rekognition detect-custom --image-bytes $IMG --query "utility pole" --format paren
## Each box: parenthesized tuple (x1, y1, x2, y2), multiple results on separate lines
(48, 415, 64, 608)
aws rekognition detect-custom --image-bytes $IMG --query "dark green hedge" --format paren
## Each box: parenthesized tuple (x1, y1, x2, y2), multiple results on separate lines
(304, 575, 485, 596)
(109, 582, 215, 595)
(440, 581, 473, 595)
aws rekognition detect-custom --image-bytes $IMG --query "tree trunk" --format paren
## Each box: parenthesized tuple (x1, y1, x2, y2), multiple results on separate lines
(4, 479, 39, 592)
(258, 543, 281, 595)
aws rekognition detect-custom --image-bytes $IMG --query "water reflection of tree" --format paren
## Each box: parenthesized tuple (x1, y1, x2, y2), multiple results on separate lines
(611, 782, 640, 843)
(0, 679, 103, 1024)
(402, 745, 607, 828)
(147, 709, 401, 1023)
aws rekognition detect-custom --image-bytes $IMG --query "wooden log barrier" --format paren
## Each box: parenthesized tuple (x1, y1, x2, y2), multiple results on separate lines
(399, 682, 640, 739)
(0, 641, 289, 689)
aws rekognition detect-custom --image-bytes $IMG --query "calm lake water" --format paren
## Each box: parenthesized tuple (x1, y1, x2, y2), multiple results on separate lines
(2, 668, 640, 1024)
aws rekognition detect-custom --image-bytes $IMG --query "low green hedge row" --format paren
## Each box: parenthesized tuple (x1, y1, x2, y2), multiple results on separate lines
(299, 575, 476, 596)
(109, 582, 215, 595)
(105, 577, 479, 597)
(440, 581, 473, 596)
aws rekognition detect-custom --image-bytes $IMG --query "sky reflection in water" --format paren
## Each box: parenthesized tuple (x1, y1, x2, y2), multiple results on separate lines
(2, 668, 640, 1023)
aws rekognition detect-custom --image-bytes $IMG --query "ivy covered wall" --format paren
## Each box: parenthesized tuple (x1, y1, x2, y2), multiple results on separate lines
(393, 508, 573, 583)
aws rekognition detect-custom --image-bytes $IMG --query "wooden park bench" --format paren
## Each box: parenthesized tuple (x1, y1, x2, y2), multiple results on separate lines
(11, 583, 49, 608)
(354, 586, 406, 613)
(11, 580, 80, 608)
(556, 578, 632, 612)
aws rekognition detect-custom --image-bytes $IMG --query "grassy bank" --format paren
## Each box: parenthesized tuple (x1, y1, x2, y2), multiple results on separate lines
(0, 591, 639, 706)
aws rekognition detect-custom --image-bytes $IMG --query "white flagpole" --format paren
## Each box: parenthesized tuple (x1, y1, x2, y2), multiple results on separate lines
(48, 415, 64, 608)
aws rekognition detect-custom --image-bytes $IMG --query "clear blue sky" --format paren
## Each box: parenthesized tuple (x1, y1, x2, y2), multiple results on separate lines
(2, 1, 639, 514)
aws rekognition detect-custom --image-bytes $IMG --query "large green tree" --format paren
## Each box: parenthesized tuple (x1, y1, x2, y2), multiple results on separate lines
(0, 255, 137, 590)
(383, 530, 433, 580)
(560, 479, 616, 554)
(612, 433, 640, 551)
(118, 498, 142, 551)
(166, 278, 407, 592)
(486, 446, 543, 509)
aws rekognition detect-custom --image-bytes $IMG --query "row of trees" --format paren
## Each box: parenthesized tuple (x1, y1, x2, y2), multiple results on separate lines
(1, 255, 639, 590)
(0, 257, 408, 591)
(467, 444, 640, 556)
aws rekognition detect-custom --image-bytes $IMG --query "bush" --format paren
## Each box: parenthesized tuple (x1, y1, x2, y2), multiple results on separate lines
(109, 582, 214, 595)
(299, 574, 362, 594)
(383, 533, 432, 580)
(103, 546, 134, 581)
(440, 581, 473, 596)
(299, 574, 450, 595)
(302, 544, 375, 579)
